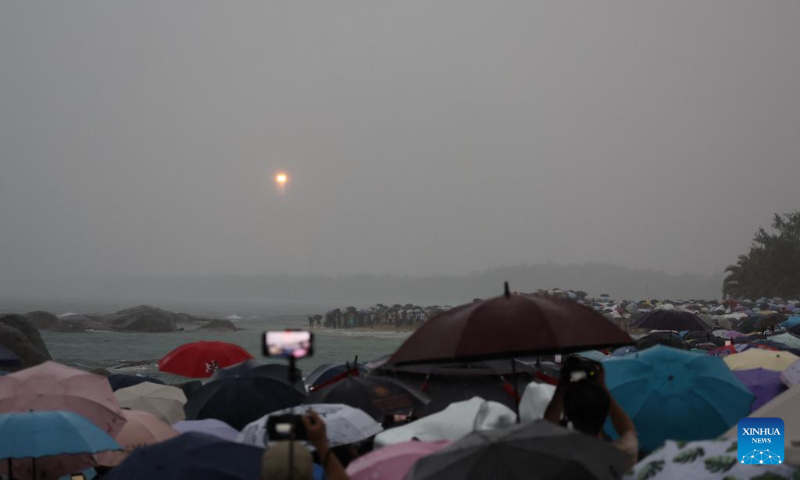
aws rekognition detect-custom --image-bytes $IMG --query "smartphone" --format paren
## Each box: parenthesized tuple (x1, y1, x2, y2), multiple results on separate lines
(266, 414, 308, 441)
(263, 330, 314, 359)
(554, 354, 562, 364)
(725, 340, 732, 346)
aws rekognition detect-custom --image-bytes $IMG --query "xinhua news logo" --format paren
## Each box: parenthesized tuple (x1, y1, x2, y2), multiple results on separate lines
(738, 418, 784, 465)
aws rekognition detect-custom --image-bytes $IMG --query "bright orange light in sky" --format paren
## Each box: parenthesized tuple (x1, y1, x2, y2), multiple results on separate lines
(275, 173, 288, 185)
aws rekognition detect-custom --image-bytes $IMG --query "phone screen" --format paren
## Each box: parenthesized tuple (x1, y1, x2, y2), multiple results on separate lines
(263, 330, 313, 358)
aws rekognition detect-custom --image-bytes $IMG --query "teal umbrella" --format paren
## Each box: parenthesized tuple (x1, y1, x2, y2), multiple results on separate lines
(0, 410, 121, 479)
(769, 333, 800, 350)
(603, 345, 754, 452)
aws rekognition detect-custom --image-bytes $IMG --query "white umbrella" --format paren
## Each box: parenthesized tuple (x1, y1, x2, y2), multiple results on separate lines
(781, 359, 800, 387)
(115, 382, 187, 425)
(518, 383, 555, 423)
(625, 438, 797, 479)
(238, 403, 382, 448)
(373, 397, 515, 448)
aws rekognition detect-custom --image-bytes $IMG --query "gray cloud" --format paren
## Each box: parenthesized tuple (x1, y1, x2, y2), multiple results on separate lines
(1, 1, 798, 283)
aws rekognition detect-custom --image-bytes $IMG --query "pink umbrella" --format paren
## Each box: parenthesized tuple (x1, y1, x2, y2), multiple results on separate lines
(0, 361, 126, 436)
(96, 409, 179, 466)
(345, 440, 449, 480)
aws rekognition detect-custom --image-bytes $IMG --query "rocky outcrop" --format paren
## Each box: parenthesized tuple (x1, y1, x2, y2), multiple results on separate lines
(104, 305, 182, 333)
(0, 314, 52, 370)
(54, 315, 107, 332)
(23, 311, 60, 329)
(198, 319, 240, 331)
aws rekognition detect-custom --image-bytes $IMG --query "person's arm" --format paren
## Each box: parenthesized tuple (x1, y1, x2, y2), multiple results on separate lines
(543, 383, 565, 424)
(303, 410, 350, 480)
(595, 365, 635, 437)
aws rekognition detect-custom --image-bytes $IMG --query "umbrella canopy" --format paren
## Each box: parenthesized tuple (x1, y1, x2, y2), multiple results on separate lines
(103, 432, 264, 480)
(406, 419, 629, 480)
(632, 310, 711, 331)
(209, 360, 304, 391)
(626, 438, 797, 480)
(723, 349, 799, 372)
(0, 344, 21, 368)
(304, 363, 370, 391)
(603, 345, 754, 452)
(518, 382, 556, 422)
(238, 403, 382, 448)
(755, 313, 787, 330)
(712, 330, 745, 340)
(172, 419, 240, 442)
(0, 361, 126, 436)
(305, 375, 430, 420)
(732, 368, 786, 412)
(768, 333, 800, 350)
(158, 341, 254, 378)
(374, 397, 515, 448)
(0, 410, 121, 480)
(114, 382, 187, 425)
(635, 331, 690, 351)
(184, 376, 305, 430)
(107, 374, 164, 391)
(346, 440, 449, 480)
(388, 286, 633, 366)
(95, 409, 178, 467)
(780, 358, 800, 387)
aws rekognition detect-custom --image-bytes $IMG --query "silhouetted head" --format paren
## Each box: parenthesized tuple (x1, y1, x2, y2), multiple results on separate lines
(563, 381, 611, 436)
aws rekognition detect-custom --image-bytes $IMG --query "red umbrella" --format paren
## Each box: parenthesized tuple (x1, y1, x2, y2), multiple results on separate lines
(387, 283, 633, 366)
(159, 341, 254, 378)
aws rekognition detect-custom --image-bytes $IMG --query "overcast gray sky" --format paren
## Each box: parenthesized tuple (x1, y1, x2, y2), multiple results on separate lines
(1, 1, 799, 281)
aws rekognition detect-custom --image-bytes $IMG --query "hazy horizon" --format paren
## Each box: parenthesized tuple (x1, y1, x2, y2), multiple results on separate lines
(2, 2, 799, 285)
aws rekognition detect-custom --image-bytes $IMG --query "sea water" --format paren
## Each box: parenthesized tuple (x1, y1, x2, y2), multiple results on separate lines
(41, 316, 410, 383)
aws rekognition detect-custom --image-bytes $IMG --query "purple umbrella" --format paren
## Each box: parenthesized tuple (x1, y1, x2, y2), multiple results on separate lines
(732, 368, 786, 412)
(172, 419, 239, 442)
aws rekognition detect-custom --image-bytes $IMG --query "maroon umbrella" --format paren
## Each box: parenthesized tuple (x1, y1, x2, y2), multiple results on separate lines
(386, 283, 633, 366)
(631, 310, 710, 331)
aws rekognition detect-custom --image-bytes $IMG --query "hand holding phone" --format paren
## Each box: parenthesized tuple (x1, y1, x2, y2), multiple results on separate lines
(263, 330, 314, 359)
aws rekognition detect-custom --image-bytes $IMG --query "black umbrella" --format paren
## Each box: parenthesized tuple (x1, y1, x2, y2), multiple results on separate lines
(107, 373, 165, 391)
(632, 310, 710, 331)
(636, 331, 689, 351)
(305, 363, 370, 390)
(0, 345, 20, 368)
(175, 380, 204, 400)
(407, 419, 628, 480)
(683, 331, 724, 347)
(103, 432, 264, 480)
(210, 359, 304, 391)
(755, 313, 787, 330)
(305, 375, 430, 420)
(184, 376, 305, 429)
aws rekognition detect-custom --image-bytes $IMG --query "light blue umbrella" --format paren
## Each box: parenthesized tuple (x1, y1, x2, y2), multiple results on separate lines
(574, 350, 608, 362)
(0, 410, 121, 479)
(780, 315, 800, 328)
(603, 345, 753, 452)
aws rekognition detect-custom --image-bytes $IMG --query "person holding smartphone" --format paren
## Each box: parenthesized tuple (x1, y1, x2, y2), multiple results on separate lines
(544, 356, 639, 467)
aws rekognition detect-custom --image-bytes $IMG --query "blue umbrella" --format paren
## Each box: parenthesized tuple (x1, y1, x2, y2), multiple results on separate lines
(574, 350, 608, 362)
(611, 346, 637, 357)
(104, 432, 265, 480)
(780, 315, 800, 329)
(603, 345, 753, 452)
(0, 344, 20, 368)
(0, 410, 121, 479)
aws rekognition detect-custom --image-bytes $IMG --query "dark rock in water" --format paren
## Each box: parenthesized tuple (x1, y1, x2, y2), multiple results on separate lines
(198, 319, 240, 331)
(54, 315, 106, 332)
(104, 305, 181, 333)
(0, 314, 52, 370)
(23, 311, 60, 330)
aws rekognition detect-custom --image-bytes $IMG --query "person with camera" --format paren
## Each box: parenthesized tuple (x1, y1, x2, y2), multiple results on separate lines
(261, 410, 350, 480)
(543, 356, 639, 467)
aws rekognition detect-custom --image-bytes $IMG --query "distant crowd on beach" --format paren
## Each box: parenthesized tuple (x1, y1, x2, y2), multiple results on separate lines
(309, 304, 452, 329)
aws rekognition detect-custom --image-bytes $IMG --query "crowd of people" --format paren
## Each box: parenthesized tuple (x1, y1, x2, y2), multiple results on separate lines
(3, 289, 800, 479)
